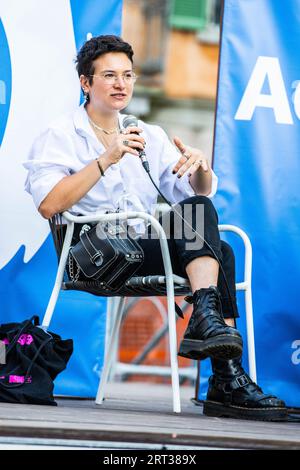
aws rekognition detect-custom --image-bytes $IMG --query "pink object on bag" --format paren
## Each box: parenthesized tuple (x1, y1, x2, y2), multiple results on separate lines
(17, 334, 34, 346)
(9, 375, 25, 383)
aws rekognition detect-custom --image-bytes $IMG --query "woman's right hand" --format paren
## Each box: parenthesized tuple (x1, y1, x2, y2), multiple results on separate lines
(102, 127, 145, 166)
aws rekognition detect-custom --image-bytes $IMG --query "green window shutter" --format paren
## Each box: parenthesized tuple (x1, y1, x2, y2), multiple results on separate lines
(169, 0, 207, 31)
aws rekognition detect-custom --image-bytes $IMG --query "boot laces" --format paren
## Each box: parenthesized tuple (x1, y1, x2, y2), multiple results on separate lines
(186, 288, 221, 310)
(188, 288, 224, 331)
(197, 288, 223, 319)
(205, 289, 222, 315)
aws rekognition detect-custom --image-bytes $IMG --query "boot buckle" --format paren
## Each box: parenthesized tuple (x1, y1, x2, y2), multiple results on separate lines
(233, 374, 251, 389)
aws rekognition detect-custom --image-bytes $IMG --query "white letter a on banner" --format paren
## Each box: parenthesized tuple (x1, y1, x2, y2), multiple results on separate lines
(235, 56, 293, 124)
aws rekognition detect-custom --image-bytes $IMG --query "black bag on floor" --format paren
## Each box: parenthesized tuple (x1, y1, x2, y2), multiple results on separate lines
(0, 316, 73, 406)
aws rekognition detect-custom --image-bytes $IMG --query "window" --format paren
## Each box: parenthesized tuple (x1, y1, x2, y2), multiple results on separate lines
(197, 0, 221, 44)
(169, 0, 207, 31)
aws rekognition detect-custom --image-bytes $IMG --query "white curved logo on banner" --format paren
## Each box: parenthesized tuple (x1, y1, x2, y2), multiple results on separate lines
(0, 18, 11, 146)
(0, 0, 79, 269)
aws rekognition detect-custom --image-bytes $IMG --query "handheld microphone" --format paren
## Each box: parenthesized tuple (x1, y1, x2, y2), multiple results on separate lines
(123, 115, 150, 173)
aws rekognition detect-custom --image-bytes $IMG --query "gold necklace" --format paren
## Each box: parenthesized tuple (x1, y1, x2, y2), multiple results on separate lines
(96, 131, 113, 149)
(88, 117, 119, 135)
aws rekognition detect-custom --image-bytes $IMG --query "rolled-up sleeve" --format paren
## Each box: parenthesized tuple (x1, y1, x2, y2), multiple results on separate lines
(158, 128, 218, 203)
(23, 128, 73, 209)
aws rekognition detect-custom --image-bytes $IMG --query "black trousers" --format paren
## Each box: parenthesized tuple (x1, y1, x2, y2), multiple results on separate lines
(136, 196, 239, 319)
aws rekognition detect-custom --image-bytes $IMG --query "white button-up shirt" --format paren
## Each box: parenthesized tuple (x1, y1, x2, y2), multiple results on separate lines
(24, 104, 218, 232)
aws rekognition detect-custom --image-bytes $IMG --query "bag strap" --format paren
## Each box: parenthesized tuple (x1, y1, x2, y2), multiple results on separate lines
(26, 336, 53, 377)
(80, 229, 104, 265)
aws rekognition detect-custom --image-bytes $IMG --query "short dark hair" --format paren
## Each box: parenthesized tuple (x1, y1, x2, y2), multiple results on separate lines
(75, 35, 134, 83)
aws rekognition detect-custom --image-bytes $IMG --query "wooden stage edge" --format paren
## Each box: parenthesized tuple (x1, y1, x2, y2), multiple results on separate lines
(0, 383, 299, 450)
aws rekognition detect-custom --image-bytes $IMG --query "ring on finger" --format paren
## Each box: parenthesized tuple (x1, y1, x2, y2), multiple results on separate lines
(123, 140, 130, 146)
(183, 152, 191, 159)
(193, 159, 202, 166)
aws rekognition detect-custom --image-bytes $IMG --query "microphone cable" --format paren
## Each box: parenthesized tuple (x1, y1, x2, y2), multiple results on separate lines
(143, 164, 237, 322)
(122, 115, 237, 321)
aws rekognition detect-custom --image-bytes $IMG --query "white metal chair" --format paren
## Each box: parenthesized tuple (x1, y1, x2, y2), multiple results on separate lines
(42, 210, 256, 414)
(105, 224, 257, 397)
(108, 224, 257, 388)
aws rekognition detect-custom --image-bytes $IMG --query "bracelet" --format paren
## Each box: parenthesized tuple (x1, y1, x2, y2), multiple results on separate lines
(96, 158, 105, 177)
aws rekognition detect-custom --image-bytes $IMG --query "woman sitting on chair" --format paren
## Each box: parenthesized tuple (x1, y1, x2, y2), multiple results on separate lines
(24, 34, 286, 421)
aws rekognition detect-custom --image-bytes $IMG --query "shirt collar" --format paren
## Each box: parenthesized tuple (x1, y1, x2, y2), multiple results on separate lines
(73, 103, 95, 140)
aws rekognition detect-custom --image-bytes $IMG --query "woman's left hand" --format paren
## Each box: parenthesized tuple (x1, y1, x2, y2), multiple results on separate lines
(172, 136, 209, 178)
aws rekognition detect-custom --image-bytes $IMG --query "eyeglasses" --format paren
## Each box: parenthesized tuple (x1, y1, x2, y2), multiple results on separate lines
(89, 72, 138, 85)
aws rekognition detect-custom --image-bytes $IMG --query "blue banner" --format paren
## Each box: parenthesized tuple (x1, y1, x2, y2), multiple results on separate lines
(0, 0, 123, 397)
(198, 0, 300, 406)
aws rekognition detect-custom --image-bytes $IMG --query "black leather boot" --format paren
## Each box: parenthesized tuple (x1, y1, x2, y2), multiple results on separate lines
(178, 286, 243, 361)
(203, 356, 288, 421)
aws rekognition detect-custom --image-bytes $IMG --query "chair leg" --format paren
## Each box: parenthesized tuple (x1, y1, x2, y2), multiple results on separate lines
(95, 297, 125, 405)
(166, 292, 181, 413)
(156, 225, 181, 413)
(106, 298, 124, 381)
(245, 287, 257, 383)
(42, 221, 74, 329)
(104, 298, 115, 362)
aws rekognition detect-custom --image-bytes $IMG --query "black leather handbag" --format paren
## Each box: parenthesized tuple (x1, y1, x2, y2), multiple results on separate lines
(69, 221, 144, 291)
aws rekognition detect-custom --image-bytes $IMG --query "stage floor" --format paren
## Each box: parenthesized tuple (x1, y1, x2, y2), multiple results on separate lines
(0, 382, 299, 450)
